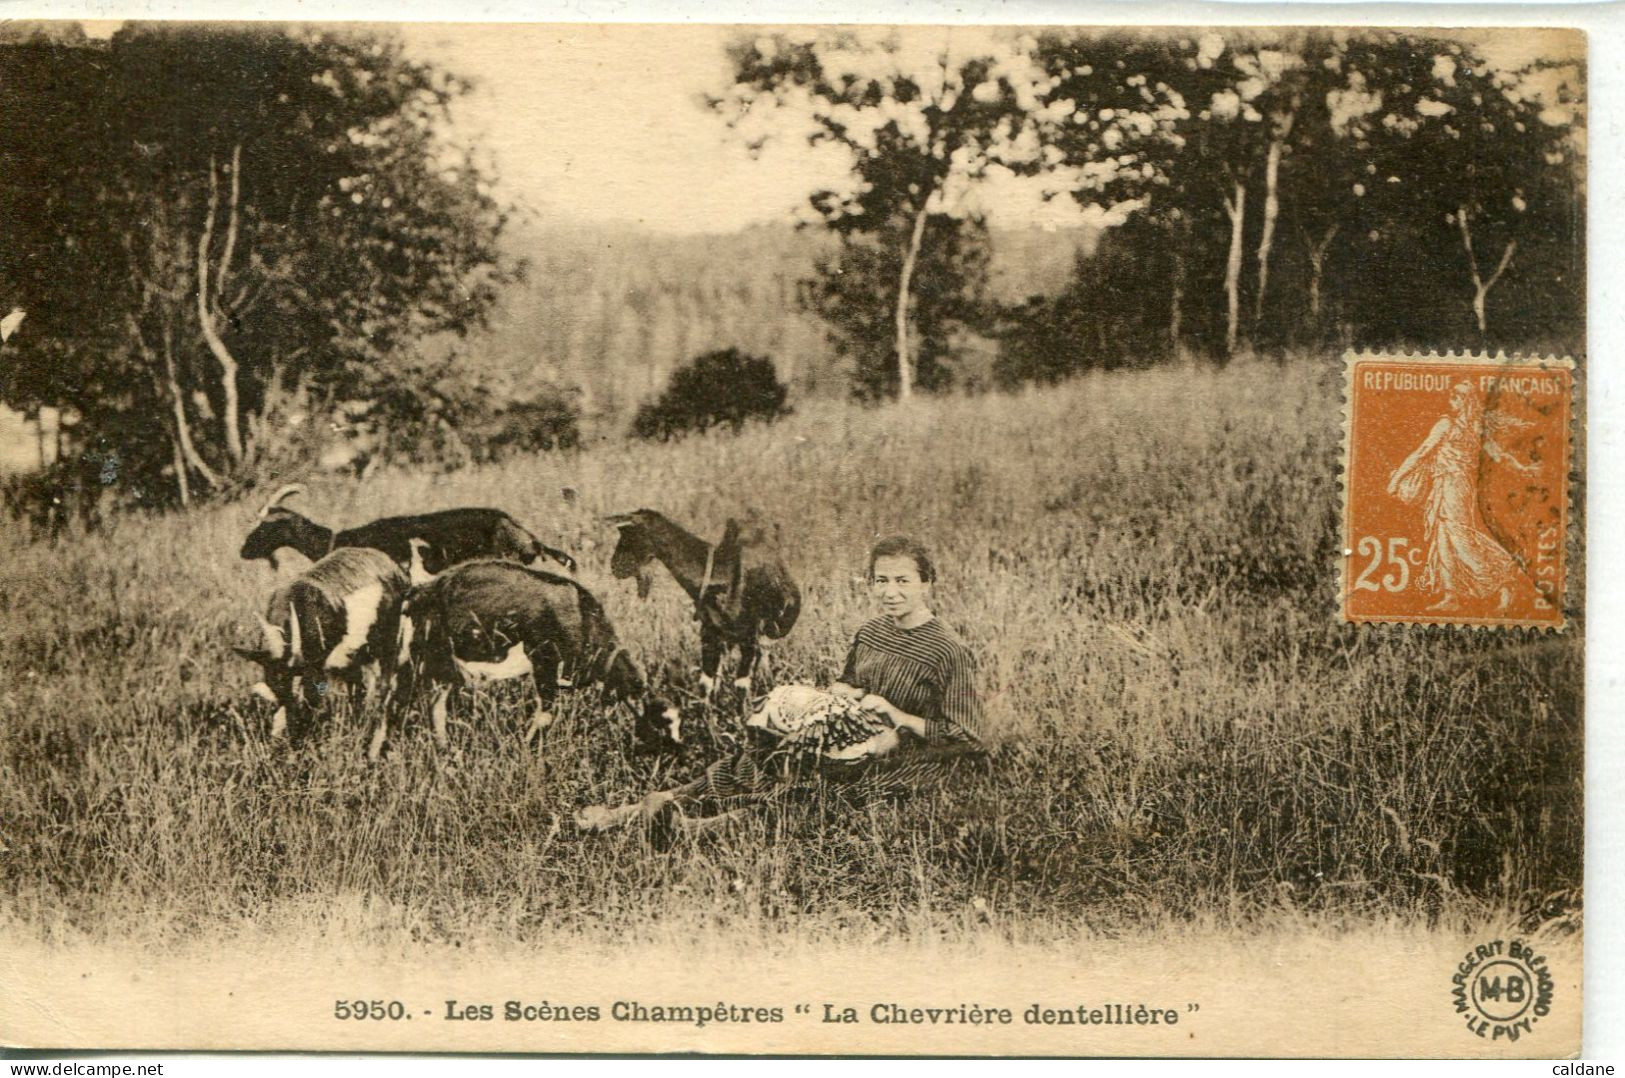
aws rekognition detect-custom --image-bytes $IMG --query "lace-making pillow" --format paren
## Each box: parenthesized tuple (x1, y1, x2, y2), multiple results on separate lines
(747, 684, 895, 761)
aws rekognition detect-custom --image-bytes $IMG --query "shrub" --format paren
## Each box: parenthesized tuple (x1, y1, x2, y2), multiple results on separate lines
(481, 386, 583, 460)
(631, 349, 790, 442)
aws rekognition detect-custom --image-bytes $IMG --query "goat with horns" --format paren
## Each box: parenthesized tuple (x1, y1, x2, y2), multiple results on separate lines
(605, 509, 800, 695)
(241, 484, 576, 576)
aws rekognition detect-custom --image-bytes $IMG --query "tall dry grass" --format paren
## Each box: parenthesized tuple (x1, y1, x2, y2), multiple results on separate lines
(0, 359, 1581, 947)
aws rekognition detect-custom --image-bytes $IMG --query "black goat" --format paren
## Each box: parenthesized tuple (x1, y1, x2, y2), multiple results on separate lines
(393, 558, 682, 757)
(239, 484, 576, 576)
(232, 547, 408, 754)
(606, 509, 800, 694)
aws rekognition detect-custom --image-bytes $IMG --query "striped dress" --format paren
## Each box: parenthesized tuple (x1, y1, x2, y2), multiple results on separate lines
(692, 615, 986, 807)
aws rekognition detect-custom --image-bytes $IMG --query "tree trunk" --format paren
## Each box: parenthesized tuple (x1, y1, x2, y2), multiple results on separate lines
(1307, 223, 1339, 326)
(1169, 242, 1185, 357)
(1253, 139, 1283, 329)
(132, 310, 219, 491)
(1455, 207, 1516, 339)
(162, 320, 220, 489)
(169, 427, 192, 507)
(895, 189, 933, 401)
(1223, 181, 1247, 358)
(197, 149, 245, 465)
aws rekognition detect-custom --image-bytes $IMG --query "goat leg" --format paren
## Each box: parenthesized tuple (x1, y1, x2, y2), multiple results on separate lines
(524, 670, 558, 745)
(699, 627, 724, 697)
(733, 634, 760, 692)
(429, 684, 452, 747)
(367, 711, 389, 762)
(359, 662, 382, 707)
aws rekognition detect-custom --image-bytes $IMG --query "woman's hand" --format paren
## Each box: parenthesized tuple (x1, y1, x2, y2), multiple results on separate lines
(830, 681, 863, 701)
(857, 694, 928, 737)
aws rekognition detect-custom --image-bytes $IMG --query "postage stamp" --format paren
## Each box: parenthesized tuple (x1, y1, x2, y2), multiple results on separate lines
(1341, 351, 1575, 629)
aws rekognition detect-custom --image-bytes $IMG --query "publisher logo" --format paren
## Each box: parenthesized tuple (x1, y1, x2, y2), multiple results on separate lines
(1451, 938, 1554, 1042)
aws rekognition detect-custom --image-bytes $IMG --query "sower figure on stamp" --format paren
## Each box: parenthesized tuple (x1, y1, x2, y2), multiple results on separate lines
(1386, 379, 1541, 613)
(575, 535, 987, 840)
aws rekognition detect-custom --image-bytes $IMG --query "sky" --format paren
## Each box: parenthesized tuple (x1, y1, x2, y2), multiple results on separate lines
(397, 24, 1101, 234)
(70, 21, 1583, 236)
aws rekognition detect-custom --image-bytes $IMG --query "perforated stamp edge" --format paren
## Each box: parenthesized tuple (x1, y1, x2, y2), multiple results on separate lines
(1337, 349, 1579, 631)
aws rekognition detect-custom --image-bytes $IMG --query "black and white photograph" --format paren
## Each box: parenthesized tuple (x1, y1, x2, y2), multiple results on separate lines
(0, 15, 1593, 1057)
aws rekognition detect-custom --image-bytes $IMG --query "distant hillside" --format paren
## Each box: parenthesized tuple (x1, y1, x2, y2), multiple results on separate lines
(472, 220, 1098, 425)
(1, 221, 1098, 473)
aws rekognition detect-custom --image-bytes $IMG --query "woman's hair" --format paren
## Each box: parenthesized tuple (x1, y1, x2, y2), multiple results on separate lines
(868, 535, 936, 583)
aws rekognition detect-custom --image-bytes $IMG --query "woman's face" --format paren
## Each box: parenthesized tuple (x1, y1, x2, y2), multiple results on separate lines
(871, 554, 931, 625)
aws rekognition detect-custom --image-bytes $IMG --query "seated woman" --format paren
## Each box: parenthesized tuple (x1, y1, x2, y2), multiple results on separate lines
(575, 535, 986, 836)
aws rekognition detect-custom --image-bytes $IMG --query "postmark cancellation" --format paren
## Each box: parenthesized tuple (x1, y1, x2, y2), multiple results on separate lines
(1341, 351, 1575, 628)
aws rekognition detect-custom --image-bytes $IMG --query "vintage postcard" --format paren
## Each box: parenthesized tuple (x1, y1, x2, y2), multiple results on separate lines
(0, 15, 1591, 1059)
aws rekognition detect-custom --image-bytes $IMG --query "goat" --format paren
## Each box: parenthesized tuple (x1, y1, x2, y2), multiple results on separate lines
(605, 509, 800, 694)
(392, 555, 682, 759)
(240, 484, 576, 576)
(231, 547, 408, 751)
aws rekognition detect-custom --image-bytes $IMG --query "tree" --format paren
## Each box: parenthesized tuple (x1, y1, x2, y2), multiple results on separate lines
(0, 24, 516, 505)
(804, 214, 991, 401)
(1029, 29, 1582, 362)
(1032, 32, 1239, 356)
(714, 29, 1028, 399)
(1347, 37, 1582, 340)
(995, 214, 1171, 386)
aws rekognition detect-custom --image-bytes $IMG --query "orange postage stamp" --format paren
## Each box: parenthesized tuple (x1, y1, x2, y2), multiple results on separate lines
(1341, 351, 1574, 628)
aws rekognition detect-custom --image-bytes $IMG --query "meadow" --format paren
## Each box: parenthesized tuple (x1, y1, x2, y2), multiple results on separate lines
(0, 358, 1583, 950)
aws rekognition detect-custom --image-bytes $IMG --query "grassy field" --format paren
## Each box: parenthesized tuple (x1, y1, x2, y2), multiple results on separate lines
(0, 359, 1583, 949)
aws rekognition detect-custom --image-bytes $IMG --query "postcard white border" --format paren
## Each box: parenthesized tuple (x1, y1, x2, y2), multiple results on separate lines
(0, 1, 1616, 1070)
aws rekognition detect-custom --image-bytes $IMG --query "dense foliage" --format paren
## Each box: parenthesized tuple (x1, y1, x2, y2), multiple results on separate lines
(0, 23, 516, 504)
(631, 349, 791, 442)
(717, 28, 1583, 393)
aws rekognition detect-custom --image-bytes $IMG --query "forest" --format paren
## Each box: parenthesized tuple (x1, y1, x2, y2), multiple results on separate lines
(0, 24, 1584, 514)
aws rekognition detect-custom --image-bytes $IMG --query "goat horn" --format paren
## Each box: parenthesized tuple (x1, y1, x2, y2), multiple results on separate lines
(288, 605, 303, 665)
(258, 483, 307, 519)
(256, 614, 287, 659)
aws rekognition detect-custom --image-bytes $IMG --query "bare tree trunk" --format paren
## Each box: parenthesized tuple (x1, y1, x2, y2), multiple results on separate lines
(895, 189, 933, 401)
(198, 150, 245, 465)
(1253, 139, 1283, 329)
(162, 320, 220, 488)
(1456, 207, 1516, 338)
(1303, 222, 1340, 336)
(131, 310, 219, 491)
(169, 427, 192, 507)
(1169, 241, 1185, 357)
(1223, 181, 1247, 358)
(218, 144, 241, 301)
(33, 409, 45, 469)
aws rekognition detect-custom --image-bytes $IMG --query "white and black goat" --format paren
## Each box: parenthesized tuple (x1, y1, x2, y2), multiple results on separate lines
(606, 509, 800, 694)
(390, 550, 682, 758)
(239, 484, 576, 576)
(232, 547, 409, 753)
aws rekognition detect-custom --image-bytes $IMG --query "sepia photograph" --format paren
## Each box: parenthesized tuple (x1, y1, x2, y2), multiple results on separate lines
(0, 14, 1593, 1057)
